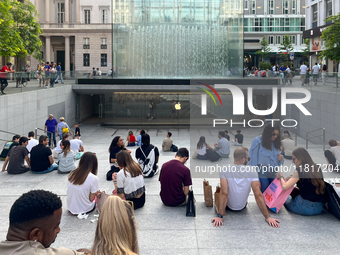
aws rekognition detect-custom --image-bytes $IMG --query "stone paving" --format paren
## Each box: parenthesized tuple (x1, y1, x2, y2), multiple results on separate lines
(0, 124, 339, 255)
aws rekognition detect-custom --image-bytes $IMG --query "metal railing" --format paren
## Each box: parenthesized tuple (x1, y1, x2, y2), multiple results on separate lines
(0, 129, 19, 142)
(306, 127, 326, 151)
(35, 128, 55, 149)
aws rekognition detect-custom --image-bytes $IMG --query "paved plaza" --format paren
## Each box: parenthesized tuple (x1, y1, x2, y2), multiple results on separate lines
(0, 124, 339, 254)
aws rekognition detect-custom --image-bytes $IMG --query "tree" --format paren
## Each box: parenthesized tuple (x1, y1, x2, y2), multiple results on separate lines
(0, 0, 42, 61)
(278, 34, 294, 65)
(255, 36, 272, 62)
(302, 38, 310, 57)
(320, 14, 340, 87)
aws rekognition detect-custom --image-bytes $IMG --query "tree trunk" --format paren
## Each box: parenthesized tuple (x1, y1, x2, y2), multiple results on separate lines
(337, 61, 339, 88)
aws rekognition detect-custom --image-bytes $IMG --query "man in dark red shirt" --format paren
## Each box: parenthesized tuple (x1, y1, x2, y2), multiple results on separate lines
(0, 62, 15, 94)
(159, 148, 192, 206)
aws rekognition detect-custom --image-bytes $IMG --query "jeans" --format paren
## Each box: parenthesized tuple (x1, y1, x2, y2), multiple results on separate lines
(0, 78, 8, 91)
(258, 166, 276, 193)
(32, 163, 58, 174)
(313, 74, 319, 84)
(47, 132, 57, 147)
(285, 195, 324, 216)
(55, 73, 64, 83)
(214, 147, 229, 158)
(197, 154, 208, 160)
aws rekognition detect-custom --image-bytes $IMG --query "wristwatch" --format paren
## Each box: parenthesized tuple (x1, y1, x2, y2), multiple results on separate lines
(217, 213, 223, 219)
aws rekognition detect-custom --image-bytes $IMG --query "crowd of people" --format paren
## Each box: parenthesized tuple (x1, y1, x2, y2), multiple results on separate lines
(0, 119, 339, 254)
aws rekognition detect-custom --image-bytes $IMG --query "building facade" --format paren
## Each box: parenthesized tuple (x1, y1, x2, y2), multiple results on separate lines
(303, 0, 340, 72)
(243, 0, 306, 68)
(29, 0, 112, 73)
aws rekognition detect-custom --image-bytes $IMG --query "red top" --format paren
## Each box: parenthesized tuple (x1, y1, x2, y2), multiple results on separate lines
(0, 66, 11, 79)
(129, 135, 136, 143)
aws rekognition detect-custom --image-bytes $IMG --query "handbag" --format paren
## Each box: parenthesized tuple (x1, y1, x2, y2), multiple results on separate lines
(324, 181, 340, 220)
(62, 123, 69, 133)
(263, 178, 294, 213)
(214, 184, 225, 215)
(206, 149, 221, 162)
(203, 179, 213, 207)
(96, 191, 110, 213)
(186, 188, 196, 217)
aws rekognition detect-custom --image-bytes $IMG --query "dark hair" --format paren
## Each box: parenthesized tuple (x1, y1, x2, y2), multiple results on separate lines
(315, 62, 317, 65)
(109, 136, 122, 153)
(9, 190, 62, 229)
(236, 129, 241, 133)
(218, 131, 225, 137)
(13, 135, 20, 141)
(167, 132, 172, 137)
(39, 135, 48, 144)
(292, 147, 325, 195)
(19, 137, 29, 145)
(140, 130, 145, 135)
(58, 62, 61, 65)
(28, 131, 35, 138)
(262, 124, 281, 150)
(329, 139, 338, 147)
(197, 136, 206, 150)
(323, 65, 327, 71)
(68, 152, 98, 185)
(176, 148, 189, 159)
(62, 133, 69, 140)
(73, 134, 80, 139)
(224, 130, 228, 134)
(142, 134, 150, 146)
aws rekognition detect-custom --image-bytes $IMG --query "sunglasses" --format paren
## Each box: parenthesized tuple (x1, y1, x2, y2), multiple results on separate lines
(271, 133, 279, 137)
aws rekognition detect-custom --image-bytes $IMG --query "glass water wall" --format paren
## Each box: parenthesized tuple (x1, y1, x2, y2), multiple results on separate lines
(113, 0, 243, 78)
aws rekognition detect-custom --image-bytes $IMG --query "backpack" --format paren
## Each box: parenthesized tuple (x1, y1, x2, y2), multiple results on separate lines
(138, 146, 155, 177)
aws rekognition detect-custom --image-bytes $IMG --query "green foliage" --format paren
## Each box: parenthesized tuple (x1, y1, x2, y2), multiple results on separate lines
(0, 0, 42, 59)
(278, 35, 294, 62)
(255, 36, 272, 62)
(320, 14, 340, 63)
(259, 62, 272, 70)
(302, 38, 310, 57)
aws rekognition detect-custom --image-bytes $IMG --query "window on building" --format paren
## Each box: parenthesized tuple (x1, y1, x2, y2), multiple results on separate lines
(269, 0, 274, 14)
(101, 54, 107, 67)
(268, 36, 274, 44)
(312, 5, 318, 28)
(84, 10, 90, 24)
(283, 0, 289, 14)
(290, 36, 296, 45)
(275, 36, 281, 44)
(83, 38, 90, 49)
(244, 0, 248, 9)
(115, 13, 119, 23)
(115, 0, 119, 9)
(251, 1, 256, 14)
(101, 38, 107, 49)
(57, 3, 65, 23)
(301, 36, 305, 44)
(236, 1, 240, 10)
(230, 1, 234, 10)
(101, 10, 108, 23)
(292, 0, 296, 14)
(83, 54, 90, 66)
(121, 13, 124, 23)
(326, 0, 332, 25)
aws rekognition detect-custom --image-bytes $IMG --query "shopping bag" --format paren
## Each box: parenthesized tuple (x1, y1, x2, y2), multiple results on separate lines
(186, 188, 196, 217)
(263, 178, 294, 213)
(324, 181, 340, 220)
(213, 185, 225, 215)
(203, 179, 213, 207)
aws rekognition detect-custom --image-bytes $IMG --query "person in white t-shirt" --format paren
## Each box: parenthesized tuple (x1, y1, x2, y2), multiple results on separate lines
(312, 62, 320, 85)
(324, 139, 340, 171)
(281, 130, 295, 159)
(70, 134, 84, 160)
(299, 62, 308, 86)
(26, 131, 39, 158)
(67, 152, 100, 215)
(211, 147, 280, 228)
(52, 133, 70, 158)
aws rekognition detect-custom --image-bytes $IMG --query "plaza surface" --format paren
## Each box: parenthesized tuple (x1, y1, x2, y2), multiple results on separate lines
(0, 124, 339, 254)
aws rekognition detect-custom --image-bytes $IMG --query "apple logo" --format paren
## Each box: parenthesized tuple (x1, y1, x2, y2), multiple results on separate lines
(175, 102, 181, 110)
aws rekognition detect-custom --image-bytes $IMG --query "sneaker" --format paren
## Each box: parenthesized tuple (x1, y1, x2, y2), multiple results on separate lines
(1, 91, 6, 95)
(218, 157, 223, 161)
(55, 81, 58, 84)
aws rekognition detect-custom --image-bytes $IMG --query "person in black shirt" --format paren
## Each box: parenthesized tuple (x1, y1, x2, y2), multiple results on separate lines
(232, 130, 243, 146)
(135, 134, 159, 178)
(107, 136, 131, 180)
(224, 130, 230, 141)
(276, 147, 325, 216)
(0, 135, 21, 160)
(74, 123, 81, 137)
(30, 135, 58, 174)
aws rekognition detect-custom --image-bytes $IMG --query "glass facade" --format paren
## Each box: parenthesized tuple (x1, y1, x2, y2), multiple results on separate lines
(244, 18, 305, 32)
(112, 0, 243, 78)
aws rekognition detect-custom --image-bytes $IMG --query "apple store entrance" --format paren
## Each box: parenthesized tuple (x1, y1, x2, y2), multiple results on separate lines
(101, 92, 190, 126)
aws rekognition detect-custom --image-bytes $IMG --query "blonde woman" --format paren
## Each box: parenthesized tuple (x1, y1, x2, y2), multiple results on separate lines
(112, 150, 145, 210)
(57, 140, 76, 174)
(92, 196, 139, 255)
